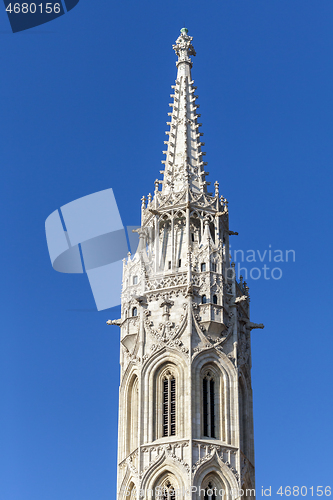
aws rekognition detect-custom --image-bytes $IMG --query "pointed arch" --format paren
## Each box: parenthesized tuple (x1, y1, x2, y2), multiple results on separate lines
(174, 211, 186, 267)
(118, 366, 140, 462)
(202, 365, 219, 439)
(118, 469, 138, 500)
(239, 370, 252, 460)
(211, 252, 219, 274)
(127, 374, 139, 454)
(200, 472, 225, 499)
(154, 363, 178, 441)
(193, 451, 239, 500)
(159, 216, 171, 270)
(192, 350, 237, 445)
(155, 473, 177, 499)
(140, 455, 187, 500)
(190, 211, 202, 244)
(142, 350, 187, 443)
(162, 369, 176, 437)
(174, 209, 186, 219)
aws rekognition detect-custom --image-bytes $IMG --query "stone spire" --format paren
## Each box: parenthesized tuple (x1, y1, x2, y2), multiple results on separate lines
(113, 29, 261, 500)
(160, 28, 209, 196)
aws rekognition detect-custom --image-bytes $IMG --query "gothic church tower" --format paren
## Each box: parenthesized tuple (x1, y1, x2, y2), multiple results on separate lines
(111, 28, 262, 499)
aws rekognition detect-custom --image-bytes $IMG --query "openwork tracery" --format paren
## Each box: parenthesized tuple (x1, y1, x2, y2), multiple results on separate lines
(154, 473, 179, 500)
(200, 473, 226, 500)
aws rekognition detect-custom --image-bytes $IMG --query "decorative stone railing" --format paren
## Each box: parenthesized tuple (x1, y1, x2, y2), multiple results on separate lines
(146, 272, 188, 292)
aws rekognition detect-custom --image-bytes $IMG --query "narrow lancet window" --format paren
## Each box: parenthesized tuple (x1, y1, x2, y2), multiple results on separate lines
(213, 295, 218, 305)
(163, 375, 176, 437)
(203, 373, 215, 438)
(132, 307, 137, 317)
(201, 263, 206, 272)
(202, 295, 207, 304)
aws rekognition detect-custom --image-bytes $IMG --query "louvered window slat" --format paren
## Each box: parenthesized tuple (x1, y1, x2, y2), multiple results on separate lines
(163, 380, 169, 436)
(162, 377, 176, 437)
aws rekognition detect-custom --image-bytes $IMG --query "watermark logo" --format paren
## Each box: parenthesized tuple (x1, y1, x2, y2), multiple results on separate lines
(229, 245, 296, 281)
(122, 486, 257, 498)
(45, 188, 139, 311)
(3, 0, 80, 33)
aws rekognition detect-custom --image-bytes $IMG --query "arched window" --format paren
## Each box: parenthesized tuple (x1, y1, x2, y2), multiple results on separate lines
(125, 375, 139, 456)
(200, 473, 226, 500)
(163, 374, 176, 437)
(211, 262, 217, 272)
(132, 307, 137, 317)
(203, 372, 215, 438)
(239, 378, 248, 457)
(213, 295, 218, 305)
(201, 262, 206, 272)
(202, 295, 207, 304)
(133, 276, 138, 285)
(154, 364, 181, 441)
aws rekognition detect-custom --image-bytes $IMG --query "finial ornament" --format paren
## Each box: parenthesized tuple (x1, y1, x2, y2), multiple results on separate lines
(173, 28, 196, 67)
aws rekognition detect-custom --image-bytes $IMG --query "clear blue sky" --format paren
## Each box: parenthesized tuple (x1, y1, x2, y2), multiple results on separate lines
(1, 1, 332, 499)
